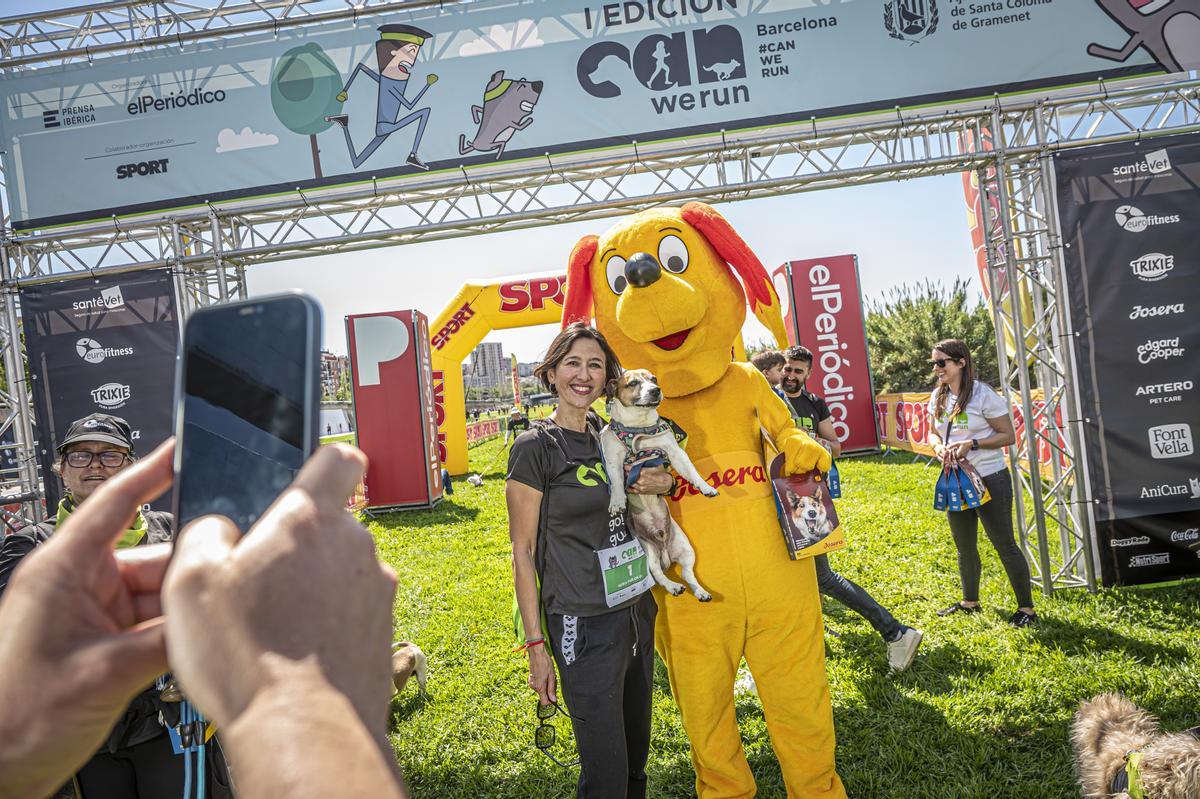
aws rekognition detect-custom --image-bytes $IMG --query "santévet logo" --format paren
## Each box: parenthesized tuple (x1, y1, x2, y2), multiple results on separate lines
(72, 285, 125, 313)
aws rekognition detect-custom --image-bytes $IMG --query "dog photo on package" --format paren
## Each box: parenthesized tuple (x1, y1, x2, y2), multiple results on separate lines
(769, 454, 845, 560)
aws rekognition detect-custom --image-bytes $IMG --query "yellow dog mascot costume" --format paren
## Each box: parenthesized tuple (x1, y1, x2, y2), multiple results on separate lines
(563, 202, 846, 798)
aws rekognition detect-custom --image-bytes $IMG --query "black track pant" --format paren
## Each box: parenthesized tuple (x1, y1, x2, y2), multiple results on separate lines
(546, 591, 657, 799)
(76, 733, 184, 798)
(945, 468, 1034, 609)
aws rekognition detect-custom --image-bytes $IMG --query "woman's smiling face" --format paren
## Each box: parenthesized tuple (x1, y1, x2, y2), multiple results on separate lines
(548, 338, 607, 410)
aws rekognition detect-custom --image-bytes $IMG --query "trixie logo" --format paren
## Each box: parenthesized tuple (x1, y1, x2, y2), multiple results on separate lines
(1111, 148, 1172, 178)
(1129, 553, 1170, 568)
(90, 382, 131, 410)
(1113, 204, 1180, 233)
(431, 303, 475, 351)
(1110, 535, 1150, 547)
(71, 285, 125, 313)
(1170, 528, 1199, 543)
(1136, 337, 1184, 364)
(1129, 252, 1174, 281)
(1129, 302, 1184, 320)
(75, 338, 134, 364)
(498, 277, 565, 313)
(670, 462, 767, 502)
(116, 158, 169, 179)
(1147, 423, 1193, 460)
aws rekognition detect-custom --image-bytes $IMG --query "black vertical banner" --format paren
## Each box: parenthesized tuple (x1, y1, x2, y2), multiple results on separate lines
(20, 270, 179, 511)
(1055, 133, 1200, 587)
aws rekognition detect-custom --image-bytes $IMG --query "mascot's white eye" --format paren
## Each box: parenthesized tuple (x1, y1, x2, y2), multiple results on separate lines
(606, 255, 629, 295)
(659, 235, 689, 274)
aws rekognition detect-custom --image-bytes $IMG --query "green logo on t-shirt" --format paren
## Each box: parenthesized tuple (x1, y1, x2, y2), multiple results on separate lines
(575, 461, 608, 487)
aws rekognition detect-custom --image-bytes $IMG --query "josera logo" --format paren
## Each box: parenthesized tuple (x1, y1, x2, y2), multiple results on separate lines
(576, 24, 748, 114)
(498, 277, 565, 313)
(669, 461, 767, 502)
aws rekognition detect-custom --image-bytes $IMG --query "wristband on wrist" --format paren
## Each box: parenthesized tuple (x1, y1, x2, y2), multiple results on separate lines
(513, 638, 545, 653)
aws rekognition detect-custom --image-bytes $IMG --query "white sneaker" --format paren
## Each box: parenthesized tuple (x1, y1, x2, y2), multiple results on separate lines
(887, 627, 923, 673)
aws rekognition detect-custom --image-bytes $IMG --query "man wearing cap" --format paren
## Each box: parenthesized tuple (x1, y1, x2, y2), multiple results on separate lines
(505, 405, 531, 445)
(326, 23, 438, 170)
(0, 413, 232, 797)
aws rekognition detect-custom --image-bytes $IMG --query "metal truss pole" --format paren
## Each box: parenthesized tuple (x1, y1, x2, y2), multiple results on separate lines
(0, 241, 43, 519)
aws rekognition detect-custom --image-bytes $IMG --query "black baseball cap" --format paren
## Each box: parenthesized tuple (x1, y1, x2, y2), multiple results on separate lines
(56, 413, 135, 455)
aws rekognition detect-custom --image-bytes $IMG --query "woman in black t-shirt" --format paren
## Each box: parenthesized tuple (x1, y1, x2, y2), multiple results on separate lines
(506, 323, 673, 799)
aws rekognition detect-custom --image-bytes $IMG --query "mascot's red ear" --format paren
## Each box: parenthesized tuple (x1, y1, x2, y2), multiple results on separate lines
(563, 235, 598, 327)
(681, 202, 789, 346)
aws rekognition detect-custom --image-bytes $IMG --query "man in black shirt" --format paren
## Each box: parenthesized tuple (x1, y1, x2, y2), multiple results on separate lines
(782, 347, 922, 674)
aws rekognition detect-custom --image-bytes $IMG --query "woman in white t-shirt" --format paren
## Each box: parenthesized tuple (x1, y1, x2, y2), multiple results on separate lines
(926, 339, 1037, 627)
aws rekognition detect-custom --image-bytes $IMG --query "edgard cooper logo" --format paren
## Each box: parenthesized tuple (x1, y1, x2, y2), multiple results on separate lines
(90, 382, 131, 410)
(1129, 252, 1174, 282)
(1136, 337, 1184, 364)
(1114, 205, 1180, 233)
(76, 338, 134, 364)
(1147, 423, 1193, 460)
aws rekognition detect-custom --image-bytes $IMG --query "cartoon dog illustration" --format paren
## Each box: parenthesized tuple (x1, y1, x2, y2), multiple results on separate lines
(458, 70, 543, 160)
(702, 59, 743, 80)
(562, 203, 842, 797)
(1089, 0, 1200, 74)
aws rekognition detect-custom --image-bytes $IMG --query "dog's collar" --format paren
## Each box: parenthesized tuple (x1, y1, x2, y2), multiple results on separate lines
(1110, 750, 1145, 799)
(609, 418, 687, 449)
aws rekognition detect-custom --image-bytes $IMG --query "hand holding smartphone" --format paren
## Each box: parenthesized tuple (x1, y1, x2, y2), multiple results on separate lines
(172, 292, 322, 532)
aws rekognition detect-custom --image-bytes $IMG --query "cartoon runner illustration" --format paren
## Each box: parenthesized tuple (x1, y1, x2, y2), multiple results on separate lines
(325, 24, 439, 171)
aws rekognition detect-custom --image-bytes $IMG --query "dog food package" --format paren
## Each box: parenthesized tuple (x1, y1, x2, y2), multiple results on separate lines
(955, 461, 991, 508)
(769, 454, 846, 560)
(933, 467, 950, 511)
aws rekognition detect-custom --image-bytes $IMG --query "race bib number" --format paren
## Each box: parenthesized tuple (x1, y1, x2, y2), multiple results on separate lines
(596, 535, 652, 608)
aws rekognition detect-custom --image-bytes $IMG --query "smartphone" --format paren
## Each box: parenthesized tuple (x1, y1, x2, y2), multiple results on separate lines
(172, 292, 322, 533)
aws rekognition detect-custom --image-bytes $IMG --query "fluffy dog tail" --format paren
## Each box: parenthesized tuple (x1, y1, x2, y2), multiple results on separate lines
(1071, 693, 1158, 797)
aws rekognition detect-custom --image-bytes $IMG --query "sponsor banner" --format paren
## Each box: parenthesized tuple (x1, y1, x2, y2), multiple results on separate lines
(19, 270, 179, 510)
(0, 0, 1177, 230)
(874, 388, 1069, 478)
(346, 309, 443, 510)
(1055, 132, 1200, 586)
(775, 255, 879, 453)
(1093, 510, 1200, 587)
(430, 272, 566, 474)
(511, 354, 522, 408)
(466, 418, 502, 444)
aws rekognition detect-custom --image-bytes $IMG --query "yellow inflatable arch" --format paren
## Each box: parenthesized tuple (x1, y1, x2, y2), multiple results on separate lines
(429, 271, 752, 475)
(430, 272, 566, 475)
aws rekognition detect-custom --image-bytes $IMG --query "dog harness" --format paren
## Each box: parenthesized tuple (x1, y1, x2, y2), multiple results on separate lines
(1110, 726, 1200, 798)
(608, 418, 688, 489)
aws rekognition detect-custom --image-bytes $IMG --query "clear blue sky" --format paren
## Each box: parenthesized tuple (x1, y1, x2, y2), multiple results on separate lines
(7, 1, 980, 362)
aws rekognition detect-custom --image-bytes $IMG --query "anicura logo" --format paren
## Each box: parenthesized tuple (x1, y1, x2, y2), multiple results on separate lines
(1129, 252, 1174, 282)
(1113, 205, 1180, 233)
(71, 285, 125, 312)
(75, 338, 134, 364)
(90, 382, 131, 410)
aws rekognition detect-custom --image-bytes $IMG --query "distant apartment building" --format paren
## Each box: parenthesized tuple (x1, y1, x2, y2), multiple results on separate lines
(320, 351, 350, 398)
(465, 341, 506, 389)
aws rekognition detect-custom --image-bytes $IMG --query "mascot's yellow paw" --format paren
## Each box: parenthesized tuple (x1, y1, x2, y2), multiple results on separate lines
(784, 435, 832, 475)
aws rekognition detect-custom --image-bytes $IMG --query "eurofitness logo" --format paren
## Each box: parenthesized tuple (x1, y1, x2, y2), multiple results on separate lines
(75, 337, 134, 365)
(1110, 535, 1150, 547)
(90, 382, 131, 410)
(1170, 528, 1199, 544)
(1111, 148, 1172, 181)
(1129, 552, 1170, 568)
(1147, 423, 1193, 460)
(1129, 252, 1174, 282)
(1136, 337, 1184, 365)
(71, 285, 126, 315)
(884, 0, 938, 43)
(1129, 302, 1185, 320)
(1113, 205, 1180, 233)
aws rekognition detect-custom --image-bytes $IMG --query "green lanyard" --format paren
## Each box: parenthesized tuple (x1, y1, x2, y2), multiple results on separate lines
(57, 497, 147, 549)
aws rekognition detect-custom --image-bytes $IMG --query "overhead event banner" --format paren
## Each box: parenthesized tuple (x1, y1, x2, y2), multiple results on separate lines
(347, 309, 443, 510)
(1054, 132, 1200, 587)
(774, 255, 879, 453)
(20, 270, 179, 510)
(0, 0, 1180, 230)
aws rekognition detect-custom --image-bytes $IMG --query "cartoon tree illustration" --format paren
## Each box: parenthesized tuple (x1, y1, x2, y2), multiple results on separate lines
(270, 43, 343, 179)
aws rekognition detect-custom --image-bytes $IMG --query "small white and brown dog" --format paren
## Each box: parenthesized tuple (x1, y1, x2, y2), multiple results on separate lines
(785, 486, 833, 545)
(601, 369, 715, 601)
(391, 642, 428, 697)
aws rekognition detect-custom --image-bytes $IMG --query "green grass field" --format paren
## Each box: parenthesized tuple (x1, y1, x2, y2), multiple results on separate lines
(373, 438, 1200, 798)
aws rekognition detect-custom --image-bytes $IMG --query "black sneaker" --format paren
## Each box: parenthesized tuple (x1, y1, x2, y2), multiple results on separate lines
(936, 601, 982, 616)
(406, 153, 430, 171)
(1008, 610, 1038, 628)
(324, 114, 349, 128)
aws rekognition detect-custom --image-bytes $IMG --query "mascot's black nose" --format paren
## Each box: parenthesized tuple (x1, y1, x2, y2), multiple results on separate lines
(625, 252, 662, 288)
(532, 81, 544, 92)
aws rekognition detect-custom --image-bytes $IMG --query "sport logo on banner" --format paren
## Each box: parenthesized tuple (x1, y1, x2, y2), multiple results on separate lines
(20, 270, 180, 510)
